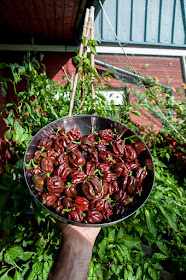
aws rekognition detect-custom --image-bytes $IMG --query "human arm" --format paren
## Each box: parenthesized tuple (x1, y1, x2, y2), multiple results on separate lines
(49, 221, 101, 280)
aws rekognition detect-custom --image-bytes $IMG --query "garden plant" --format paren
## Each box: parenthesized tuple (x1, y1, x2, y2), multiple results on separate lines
(0, 47, 185, 280)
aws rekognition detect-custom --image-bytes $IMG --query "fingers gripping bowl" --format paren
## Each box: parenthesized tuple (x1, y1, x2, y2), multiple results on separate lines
(24, 115, 155, 227)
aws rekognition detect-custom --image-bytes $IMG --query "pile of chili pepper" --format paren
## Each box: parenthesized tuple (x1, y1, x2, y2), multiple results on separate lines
(29, 126, 148, 224)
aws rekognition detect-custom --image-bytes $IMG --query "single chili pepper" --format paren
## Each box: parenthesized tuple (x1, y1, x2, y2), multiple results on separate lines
(90, 198, 105, 211)
(111, 139, 125, 156)
(64, 184, 77, 198)
(104, 171, 117, 182)
(44, 193, 57, 207)
(109, 180, 119, 195)
(67, 127, 82, 141)
(47, 175, 64, 193)
(86, 210, 103, 223)
(32, 174, 45, 192)
(124, 145, 137, 160)
(127, 176, 137, 194)
(136, 167, 148, 183)
(41, 157, 54, 174)
(69, 207, 84, 222)
(86, 161, 96, 176)
(38, 138, 53, 150)
(99, 129, 114, 141)
(63, 197, 74, 208)
(133, 140, 146, 156)
(71, 170, 85, 184)
(80, 138, 96, 153)
(69, 149, 86, 167)
(75, 196, 89, 211)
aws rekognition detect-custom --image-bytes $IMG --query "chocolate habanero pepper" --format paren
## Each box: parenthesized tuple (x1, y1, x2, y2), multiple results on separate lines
(86, 161, 96, 176)
(136, 167, 147, 183)
(99, 129, 114, 141)
(41, 157, 54, 174)
(75, 196, 89, 211)
(67, 127, 82, 141)
(64, 184, 77, 198)
(86, 210, 103, 223)
(111, 139, 125, 157)
(32, 174, 45, 192)
(90, 198, 105, 211)
(47, 175, 64, 193)
(124, 145, 137, 160)
(127, 176, 137, 194)
(80, 138, 95, 153)
(37, 138, 53, 150)
(71, 170, 85, 184)
(43, 193, 57, 207)
(69, 207, 84, 222)
(69, 149, 86, 168)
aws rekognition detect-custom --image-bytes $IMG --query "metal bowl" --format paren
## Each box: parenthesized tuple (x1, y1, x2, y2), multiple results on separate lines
(24, 115, 155, 227)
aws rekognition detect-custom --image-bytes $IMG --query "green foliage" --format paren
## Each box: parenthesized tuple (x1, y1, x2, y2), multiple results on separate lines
(0, 51, 185, 279)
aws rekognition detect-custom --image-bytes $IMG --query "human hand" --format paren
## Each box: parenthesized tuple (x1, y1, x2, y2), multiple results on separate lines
(56, 220, 101, 247)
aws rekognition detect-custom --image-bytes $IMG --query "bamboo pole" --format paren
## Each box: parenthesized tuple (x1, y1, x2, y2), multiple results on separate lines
(68, 8, 89, 117)
(90, 6, 95, 99)
(81, 10, 92, 98)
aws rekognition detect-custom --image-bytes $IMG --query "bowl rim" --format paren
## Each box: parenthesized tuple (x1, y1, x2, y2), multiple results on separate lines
(23, 114, 155, 227)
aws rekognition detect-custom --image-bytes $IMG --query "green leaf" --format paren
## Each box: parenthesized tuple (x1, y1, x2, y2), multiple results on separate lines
(152, 253, 168, 261)
(1, 87, 7, 97)
(13, 121, 24, 142)
(4, 245, 24, 264)
(14, 271, 23, 280)
(18, 66, 26, 75)
(136, 266, 142, 279)
(145, 209, 157, 236)
(131, 110, 142, 117)
(108, 228, 115, 242)
(0, 77, 11, 83)
(5, 130, 13, 141)
(148, 267, 159, 280)
(13, 158, 24, 170)
(0, 63, 10, 69)
(0, 192, 10, 211)
(159, 205, 177, 231)
(98, 237, 107, 260)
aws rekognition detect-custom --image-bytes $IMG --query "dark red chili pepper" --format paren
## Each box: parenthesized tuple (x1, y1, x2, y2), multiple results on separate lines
(124, 145, 137, 160)
(109, 180, 119, 195)
(64, 184, 77, 198)
(44, 193, 57, 207)
(75, 196, 89, 211)
(67, 127, 82, 141)
(133, 140, 146, 156)
(99, 129, 114, 141)
(47, 175, 64, 193)
(41, 157, 54, 174)
(86, 211, 103, 223)
(80, 138, 96, 153)
(69, 207, 84, 222)
(111, 139, 125, 156)
(90, 198, 105, 211)
(136, 167, 148, 183)
(86, 161, 96, 176)
(63, 197, 74, 208)
(127, 176, 137, 194)
(71, 170, 85, 184)
(69, 149, 86, 168)
(38, 138, 53, 150)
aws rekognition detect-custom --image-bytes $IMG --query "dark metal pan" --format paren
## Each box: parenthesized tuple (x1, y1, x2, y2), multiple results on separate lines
(24, 115, 155, 227)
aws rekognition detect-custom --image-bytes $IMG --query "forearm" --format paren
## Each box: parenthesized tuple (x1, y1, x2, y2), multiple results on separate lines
(49, 238, 93, 280)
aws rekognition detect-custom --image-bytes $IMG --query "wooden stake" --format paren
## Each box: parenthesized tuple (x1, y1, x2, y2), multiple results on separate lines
(68, 8, 89, 117)
(90, 6, 95, 99)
